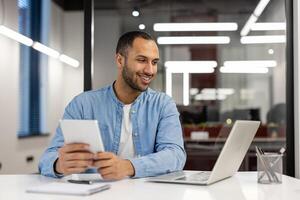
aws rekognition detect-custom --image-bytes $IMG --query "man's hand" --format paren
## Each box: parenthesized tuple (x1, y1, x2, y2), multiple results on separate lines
(93, 152, 135, 180)
(55, 143, 94, 175)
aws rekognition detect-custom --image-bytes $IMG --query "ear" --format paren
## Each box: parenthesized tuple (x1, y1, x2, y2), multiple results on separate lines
(115, 53, 124, 69)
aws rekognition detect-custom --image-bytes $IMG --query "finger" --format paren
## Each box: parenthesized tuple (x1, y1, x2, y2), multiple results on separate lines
(102, 173, 116, 180)
(93, 159, 113, 168)
(61, 143, 90, 153)
(98, 166, 113, 176)
(65, 160, 93, 168)
(95, 152, 114, 160)
(64, 152, 94, 161)
(66, 167, 87, 174)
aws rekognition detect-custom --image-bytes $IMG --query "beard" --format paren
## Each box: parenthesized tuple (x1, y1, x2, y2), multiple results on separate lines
(122, 64, 148, 92)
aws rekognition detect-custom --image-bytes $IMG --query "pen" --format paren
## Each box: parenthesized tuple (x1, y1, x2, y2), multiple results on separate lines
(68, 180, 94, 184)
(256, 147, 273, 182)
(258, 147, 285, 182)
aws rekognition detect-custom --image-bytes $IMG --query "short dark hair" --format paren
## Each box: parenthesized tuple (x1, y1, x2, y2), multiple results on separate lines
(116, 31, 155, 56)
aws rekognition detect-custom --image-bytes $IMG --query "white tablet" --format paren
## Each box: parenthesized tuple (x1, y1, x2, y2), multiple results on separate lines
(59, 119, 105, 153)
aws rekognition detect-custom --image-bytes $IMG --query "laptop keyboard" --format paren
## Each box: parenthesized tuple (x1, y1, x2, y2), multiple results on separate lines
(158, 171, 186, 179)
(176, 171, 211, 182)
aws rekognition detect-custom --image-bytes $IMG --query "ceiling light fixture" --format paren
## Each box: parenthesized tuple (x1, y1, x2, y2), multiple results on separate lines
(139, 24, 145, 30)
(157, 36, 230, 45)
(59, 54, 80, 68)
(165, 61, 217, 69)
(190, 88, 199, 95)
(250, 22, 286, 31)
(223, 60, 277, 68)
(183, 73, 189, 106)
(240, 15, 257, 36)
(240, 0, 271, 36)
(268, 49, 274, 54)
(32, 42, 60, 58)
(0, 25, 80, 67)
(132, 8, 139, 17)
(0, 25, 33, 46)
(253, 0, 271, 17)
(240, 35, 286, 44)
(201, 88, 235, 95)
(220, 66, 269, 74)
(153, 23, 238, 32)
(194, 93, 227, 101)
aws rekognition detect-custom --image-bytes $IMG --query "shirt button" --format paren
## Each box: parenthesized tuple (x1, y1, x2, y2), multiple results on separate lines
(131, 110, 136, 113)
(134, 132, 138, 136)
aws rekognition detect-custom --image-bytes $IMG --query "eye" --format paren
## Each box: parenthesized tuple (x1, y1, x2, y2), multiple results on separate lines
(137, 58, 146, 63)
(152, 60, 159, 65)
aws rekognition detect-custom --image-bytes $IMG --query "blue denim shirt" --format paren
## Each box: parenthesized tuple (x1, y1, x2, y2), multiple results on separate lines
(39, 84, 186, 178)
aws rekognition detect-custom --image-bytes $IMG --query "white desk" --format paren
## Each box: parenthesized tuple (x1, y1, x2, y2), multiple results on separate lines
(1, 171, 300, 200)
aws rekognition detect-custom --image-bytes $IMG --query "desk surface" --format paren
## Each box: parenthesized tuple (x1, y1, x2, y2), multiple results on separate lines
(1, 171, 300, 200)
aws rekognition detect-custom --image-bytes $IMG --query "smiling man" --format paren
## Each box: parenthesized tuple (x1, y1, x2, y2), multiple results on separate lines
(39, 31, 186, 180)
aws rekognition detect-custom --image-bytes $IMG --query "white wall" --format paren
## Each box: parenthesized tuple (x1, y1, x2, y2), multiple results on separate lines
(0, 0, 49, 173)
(0, 0, 83, 173)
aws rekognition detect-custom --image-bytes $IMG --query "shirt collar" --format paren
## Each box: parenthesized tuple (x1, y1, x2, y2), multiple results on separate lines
(108, 81, 148, 107)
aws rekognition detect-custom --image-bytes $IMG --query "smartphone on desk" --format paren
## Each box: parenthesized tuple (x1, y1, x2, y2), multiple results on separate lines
(59, 119, 105, 153)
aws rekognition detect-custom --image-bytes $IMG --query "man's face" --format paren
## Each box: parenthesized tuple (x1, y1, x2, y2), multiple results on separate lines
(120, 37, 159, 92)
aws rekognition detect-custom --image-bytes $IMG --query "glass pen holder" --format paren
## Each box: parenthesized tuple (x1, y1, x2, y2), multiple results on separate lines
(257, 153, 283, 184)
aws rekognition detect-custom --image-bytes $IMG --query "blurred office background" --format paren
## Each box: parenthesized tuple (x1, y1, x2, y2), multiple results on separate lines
(0, 0, 295, 175)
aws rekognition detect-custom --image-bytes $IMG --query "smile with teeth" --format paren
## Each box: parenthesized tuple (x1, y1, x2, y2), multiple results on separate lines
(139, 75, 152, 83)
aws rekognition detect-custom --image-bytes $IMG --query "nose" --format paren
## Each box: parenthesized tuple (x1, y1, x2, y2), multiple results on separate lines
(144, 61, 155, 75)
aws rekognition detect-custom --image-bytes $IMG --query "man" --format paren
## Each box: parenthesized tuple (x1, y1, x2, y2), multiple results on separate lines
(39, 31, 186, 180)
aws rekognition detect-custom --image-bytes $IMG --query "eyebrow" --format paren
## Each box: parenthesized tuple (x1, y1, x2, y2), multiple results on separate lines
(136, 55, 160, 61)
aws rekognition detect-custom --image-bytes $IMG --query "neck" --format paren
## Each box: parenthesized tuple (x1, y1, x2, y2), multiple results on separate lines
(114, 79, 141, 104)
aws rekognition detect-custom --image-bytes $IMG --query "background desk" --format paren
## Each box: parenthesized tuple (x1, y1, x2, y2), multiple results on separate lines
(1, 171, 300, 200)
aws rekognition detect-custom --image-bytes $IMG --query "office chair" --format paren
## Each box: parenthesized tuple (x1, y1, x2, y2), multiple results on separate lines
(267, 103, 286, 124)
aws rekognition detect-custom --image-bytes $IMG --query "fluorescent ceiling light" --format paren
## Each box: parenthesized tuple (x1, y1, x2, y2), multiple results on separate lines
(240, 0, 271, 36)
(254, 0, 271, 17)
(201, 88, 235, 95)
(224, 60, 277, 68)
(153, 23, 238, 32)
(240, 15, 257, 36)
(194, 93, 227, 101)
(220, 66, 269, 74)
(190, 88, 199, 95)
(165, 61, 216, 73)
(166, 66, 214, 73)
(0, 25, 33, 46)
(59, 54, 80, 68)
(183, 73, 189, 106)
(165, 61, 217, 68)
(165, 71, 172, 97)
(251, 23, 286, 31)
(240, 35, 286, 44)
(32, 42, 60, 58)
(157, 36, 230, 44)
(0, 25, 79, 68)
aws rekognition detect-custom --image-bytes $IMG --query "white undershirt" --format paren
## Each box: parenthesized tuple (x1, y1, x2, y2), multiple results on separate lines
(118, 104, 136, 159)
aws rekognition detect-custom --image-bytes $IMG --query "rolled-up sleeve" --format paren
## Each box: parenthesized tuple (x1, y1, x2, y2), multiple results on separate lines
(129, 97, 186, 178)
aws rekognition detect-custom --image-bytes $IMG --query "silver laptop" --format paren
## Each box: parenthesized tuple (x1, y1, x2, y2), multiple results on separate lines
(147, 120, 260, 185)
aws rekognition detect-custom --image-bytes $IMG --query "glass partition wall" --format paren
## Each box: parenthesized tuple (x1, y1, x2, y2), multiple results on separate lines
(92, 0, 287, 172)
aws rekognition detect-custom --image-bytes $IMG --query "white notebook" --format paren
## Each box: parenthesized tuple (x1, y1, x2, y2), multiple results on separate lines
(26, 182, 110, 196)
